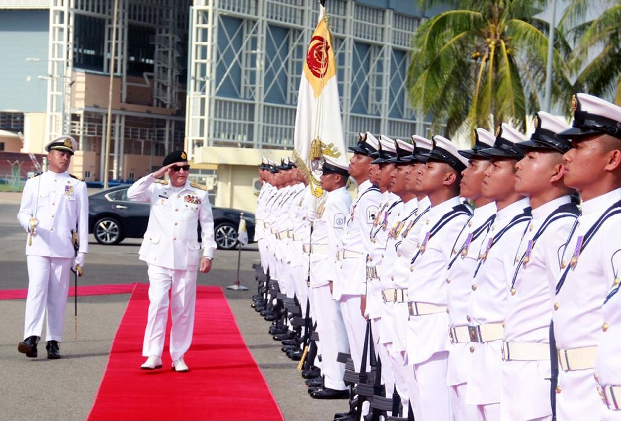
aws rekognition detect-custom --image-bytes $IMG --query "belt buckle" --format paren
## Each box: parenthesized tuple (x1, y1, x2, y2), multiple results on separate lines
(407, 301, 414, 316)
(468, 325, 480, 342)
(394, 289, 399, 302)
(381, 290, 388, 303)
(449, 327, 455, 343)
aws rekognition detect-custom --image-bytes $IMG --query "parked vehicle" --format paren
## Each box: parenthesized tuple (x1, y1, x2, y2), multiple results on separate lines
(88, 186, 255, 249)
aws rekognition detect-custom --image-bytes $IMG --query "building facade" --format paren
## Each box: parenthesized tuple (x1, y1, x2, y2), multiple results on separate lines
(0, 0, 441, 211)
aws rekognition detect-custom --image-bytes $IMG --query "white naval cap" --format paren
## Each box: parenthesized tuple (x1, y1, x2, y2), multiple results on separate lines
(424, 135, 469, 172)
(350, 132, 380, 156)
(459, 128, 495, 159)
(478, 123, 526, 160)
(371, 135, 398, 164)
(517, 111, 572, 153)
(45, 135, 77, 156)
(321, 155, 350, 176)
(558, 93, 621, 140)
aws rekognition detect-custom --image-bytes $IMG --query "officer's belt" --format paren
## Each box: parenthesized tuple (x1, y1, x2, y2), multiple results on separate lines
(598, 384, 621, 411)
(285, 230, 303, 241)
(449, 325, 470, 343)
(382, 288, 407, 303)
(270, 227, 278, 234)
(263, 222, 270, 229)
(302, 244, 328, 254)
(467, 322, 504, 343)
(408, 301, 445, 316)
(337, 249, 364, 260)
(366, 265, 381, 280)
(557, 345, 597, 371)
(502, 341, 549, 361)
(276, 230, 288, 239)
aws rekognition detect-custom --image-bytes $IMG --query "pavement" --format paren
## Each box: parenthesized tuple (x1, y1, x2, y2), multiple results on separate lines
(0, 191, 346, 421)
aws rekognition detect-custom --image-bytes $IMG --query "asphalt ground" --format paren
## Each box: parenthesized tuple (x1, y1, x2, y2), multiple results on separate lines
(0, 192, 345, 421)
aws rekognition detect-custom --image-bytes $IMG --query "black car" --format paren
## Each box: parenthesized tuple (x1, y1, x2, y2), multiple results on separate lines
(88, 186, 255, 249)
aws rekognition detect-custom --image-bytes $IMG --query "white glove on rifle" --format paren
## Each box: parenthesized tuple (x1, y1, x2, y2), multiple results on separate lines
(306, 210, 318, 222)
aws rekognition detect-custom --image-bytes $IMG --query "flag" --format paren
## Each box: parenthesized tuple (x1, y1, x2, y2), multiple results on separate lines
(293, 3, 347, 197)
(237, 217, 249, 246)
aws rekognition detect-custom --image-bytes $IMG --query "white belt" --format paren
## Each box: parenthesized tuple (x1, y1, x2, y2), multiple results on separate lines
(449, 325, 470, 344)
(557, 346, 597, 371)
(502, 341, 550, 361)
(277, 230, 288, 239)
(302, 244, 328, 254)
(270, 227, 277, 234)
(337, 249, 364, 260)
(408, 301, 445, 316)
(263, 222, 270, 229)
(293, 234, 303, 241)
(366, 265, 381, 280)
(381, 288, 408, 303)
(467, 322, 504, 343)
(598, 384, 621, 411)
(286, 230, 294, 238)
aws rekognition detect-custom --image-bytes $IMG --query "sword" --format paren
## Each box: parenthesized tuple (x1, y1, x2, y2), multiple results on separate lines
(71, 229, 83, 339)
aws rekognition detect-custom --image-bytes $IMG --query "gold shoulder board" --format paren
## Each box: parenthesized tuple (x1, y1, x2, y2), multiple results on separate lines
(190, 181, 208, 191)
(154, 179, 169, 185)
(70, 174, 85, 181)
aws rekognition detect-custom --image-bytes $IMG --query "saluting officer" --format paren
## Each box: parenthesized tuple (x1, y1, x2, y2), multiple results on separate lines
(446, 128, 496, 420)
(128, 150, 216, 373)
(553, 94, 621, 420)
(501, 112, 578, 421)
(17, 135, 88, 360)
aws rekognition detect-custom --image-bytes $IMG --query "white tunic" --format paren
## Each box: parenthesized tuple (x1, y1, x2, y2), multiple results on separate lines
(501, 196, 578, 420)
(554, 188, 621, 420)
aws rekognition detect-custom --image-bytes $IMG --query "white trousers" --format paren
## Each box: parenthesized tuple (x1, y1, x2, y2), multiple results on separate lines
(24, 255, 72, 342)
(407, 351, 451, 421)
(339, 294, 368, 372)
(313, 284, 348, 390)
(451, 383, 480, 421)
(143, 265, 197, 362)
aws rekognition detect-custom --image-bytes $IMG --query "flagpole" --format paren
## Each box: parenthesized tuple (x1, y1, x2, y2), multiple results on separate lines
(227, 212, 249, 291)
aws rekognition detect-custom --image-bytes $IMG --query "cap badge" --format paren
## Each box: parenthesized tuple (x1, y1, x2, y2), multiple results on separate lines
(571, 95, 577, 112)
(495, 125, 502, 137)
(534, 115, 540, 129)
(181, 151, 187, 160)
(64, 139, 72, 148)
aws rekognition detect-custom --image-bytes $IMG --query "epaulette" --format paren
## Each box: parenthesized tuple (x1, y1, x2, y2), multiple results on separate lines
(154, 179, 169, 185)
(70, 174, 85, 181)
(30, 172, 42, 179)
(190, 181, 208, 191)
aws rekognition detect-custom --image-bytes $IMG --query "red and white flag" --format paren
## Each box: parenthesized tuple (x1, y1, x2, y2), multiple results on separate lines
(293, 2, 347, 197)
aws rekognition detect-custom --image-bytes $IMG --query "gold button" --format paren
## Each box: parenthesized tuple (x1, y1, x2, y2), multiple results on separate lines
(175, 208, 179, 212)
(471, 284, 477, 291)
(50, 227, 54, 231)
(368, 257, 373, 262)
(469, 346, 475, 353)
(51, 214, 54, 218)
(555, 386, 562, 394)
(391, 276, 394, 281)
(175, 222, 178, 226)
(491, 225, 496, 231)
(510, 288, 516, 296)
(466, 315, 472, 322)
(561, 261, 567, 269)
(468, 222, 472, 227)
(603, 323, 609, 332)
(173, 237, 177, 241)
(554, 302, 560, 311)
(52, 202, 55, 206)
(446, 278, 451, 284)
(410, 266, 414, 272)
(615, 278, 620, 286)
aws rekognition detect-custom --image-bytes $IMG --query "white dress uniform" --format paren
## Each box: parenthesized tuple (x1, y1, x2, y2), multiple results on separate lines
(335, 179, 382, 372)
(554, 188, 621, 420)
(595, 274, 621, 421)
(17, 170, 89, 342)
(255, 180, 275, 272)
(127, 173, 216, 362)
(405, 195, 472, 421)
(447, 201, 496, 420)
(309, 186, 351, 391)
(466, 197, 531, 419)
(285, 183, 313, 309)
(501, 196, 578, 421)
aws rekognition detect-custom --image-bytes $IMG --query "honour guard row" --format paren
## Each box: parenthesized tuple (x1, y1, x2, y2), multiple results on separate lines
(252, 92, 621, 421)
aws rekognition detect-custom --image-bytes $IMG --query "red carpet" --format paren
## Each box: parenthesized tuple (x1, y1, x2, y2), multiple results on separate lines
(87, 283, 283, 421)
(0, 283, 137, 300)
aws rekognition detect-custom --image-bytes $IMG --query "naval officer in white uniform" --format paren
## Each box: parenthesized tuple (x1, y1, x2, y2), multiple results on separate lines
(128, 150, 217, 372)
(17, 135, 89, 360)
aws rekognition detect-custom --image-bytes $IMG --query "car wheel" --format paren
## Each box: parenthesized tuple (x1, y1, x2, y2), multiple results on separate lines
(215, 222, 238, 250)
(94, 217, 123, 245)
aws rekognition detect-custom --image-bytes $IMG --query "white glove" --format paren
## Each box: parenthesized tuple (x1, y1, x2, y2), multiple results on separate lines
(28, 218, 38, 236)
(306, 210, 318, 222)
(73, 252, 85, 271)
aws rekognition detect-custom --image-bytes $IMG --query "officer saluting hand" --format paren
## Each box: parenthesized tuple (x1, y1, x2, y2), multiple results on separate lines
(128, 150, 217, 372)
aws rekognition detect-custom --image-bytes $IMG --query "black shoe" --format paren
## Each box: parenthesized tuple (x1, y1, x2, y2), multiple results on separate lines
(334, 411, 354, 419)
(269, 326, 288, 335)
(305, 376, 324, 387)
(46, 341, 61, 359)
(264, 313, 279, 321)
(18, 335, 40, 358)
(302, 366, 321, 379)
(281, 339, 299, 346)
(307, 385, 323, 394)
(334, 415, 356, 421)
(273, 331, 296, 341)
(310, 388, 349, 399)
(288, 350, 304, 361)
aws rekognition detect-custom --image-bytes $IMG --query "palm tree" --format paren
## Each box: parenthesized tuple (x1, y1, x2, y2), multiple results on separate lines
(562, 0, 621, 104)
(407, 0, 572, 137)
